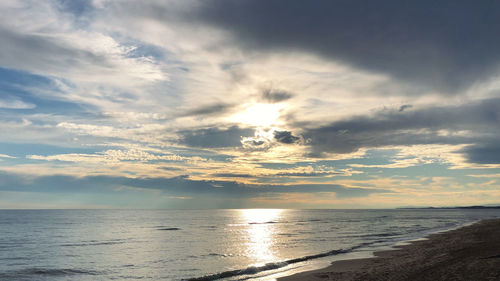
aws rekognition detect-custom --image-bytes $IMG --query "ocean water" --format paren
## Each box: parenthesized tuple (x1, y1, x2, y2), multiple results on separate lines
(1, 209, 499, 281)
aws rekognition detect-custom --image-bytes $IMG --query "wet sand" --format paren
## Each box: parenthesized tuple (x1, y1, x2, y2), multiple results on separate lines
(279, 218, 500, 281)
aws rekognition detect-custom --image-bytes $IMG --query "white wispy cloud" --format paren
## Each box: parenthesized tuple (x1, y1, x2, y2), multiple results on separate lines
(0, 154, 15, 159)
(0, 98, 36, 109)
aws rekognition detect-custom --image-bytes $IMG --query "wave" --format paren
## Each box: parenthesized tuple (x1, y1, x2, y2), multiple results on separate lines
(278, 233, 298, 237)
(296, 219, 323, 223)
(61, 240, 125, 247)
(187, 253, 239, 260)
(0, 267, 102, 278)
(248, 221, 279, 225)
(184, 242, 380, 281)
(200, 225, 217, 229)
(184, 261, 291, 281)
(157, 227, 181, 231)
(205, 253, 234, 258)
(338, 232, 402, 239)
(248, 219, 324, 225)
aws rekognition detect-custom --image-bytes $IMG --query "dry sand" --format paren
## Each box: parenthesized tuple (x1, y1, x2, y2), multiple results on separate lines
(278, 218, 500, 281)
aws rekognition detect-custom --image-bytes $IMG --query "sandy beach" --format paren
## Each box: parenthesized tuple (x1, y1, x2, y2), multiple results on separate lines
(279, 218, 500, 281)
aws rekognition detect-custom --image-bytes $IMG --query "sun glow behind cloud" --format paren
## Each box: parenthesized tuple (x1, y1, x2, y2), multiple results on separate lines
(230, 103, 285, 127)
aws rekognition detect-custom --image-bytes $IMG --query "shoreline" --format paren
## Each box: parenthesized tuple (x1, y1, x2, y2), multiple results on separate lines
(278, 218, 500, 281)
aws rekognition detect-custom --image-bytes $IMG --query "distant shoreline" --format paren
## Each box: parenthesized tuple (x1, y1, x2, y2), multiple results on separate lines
(279, 218, 500, 281)
(397, 205, 500, 210)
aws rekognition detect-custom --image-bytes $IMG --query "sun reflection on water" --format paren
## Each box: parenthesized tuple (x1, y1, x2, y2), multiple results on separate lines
(239, 209, 284, 265)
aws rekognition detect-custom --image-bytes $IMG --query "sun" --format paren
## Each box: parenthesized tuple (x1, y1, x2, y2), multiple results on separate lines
(231, 103, 285, 127)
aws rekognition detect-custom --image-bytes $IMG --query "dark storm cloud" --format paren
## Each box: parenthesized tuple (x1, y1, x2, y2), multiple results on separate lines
(302, 98, 500, 156)
(0, 171, 388, 199)
(462, 142, 500, 164)
(178, 125, 254, 148)
(262, 89, 293, 103)
(190, 0, 500, 92)
(274, 130, 300, 144)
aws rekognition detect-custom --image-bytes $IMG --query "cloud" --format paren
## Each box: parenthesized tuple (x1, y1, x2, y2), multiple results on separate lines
(1, 0, 499, 209)
(274, 171, 341, 177)
(212, 171, 340, 178)
(27, 149, 186, 163)
(262, 89, 293, 103)
(462, 142, 500, 164)
(0, 28, 103, 79)
(241, 136, 271, 151)
(177, 102, 234, 117)
(188, 0, 500, 92)
(0, 154, 15, 159)
(178, 125, 254, 148)
(302, 98, 500, 156)
(0, 2, 166, 91)
(274, 130, 300, 144)
(0, 171, 388, 201)
(398, 104, 412, 112)
(57, 0, 95, 18)
(0, 98, 36, 109)
(212, 173, 253, 178)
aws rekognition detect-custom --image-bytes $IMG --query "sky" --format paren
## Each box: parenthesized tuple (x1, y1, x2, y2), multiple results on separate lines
(1, 0, 500, 209)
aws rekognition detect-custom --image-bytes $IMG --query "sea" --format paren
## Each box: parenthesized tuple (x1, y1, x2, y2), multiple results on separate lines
(1, 208, 499, 281)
